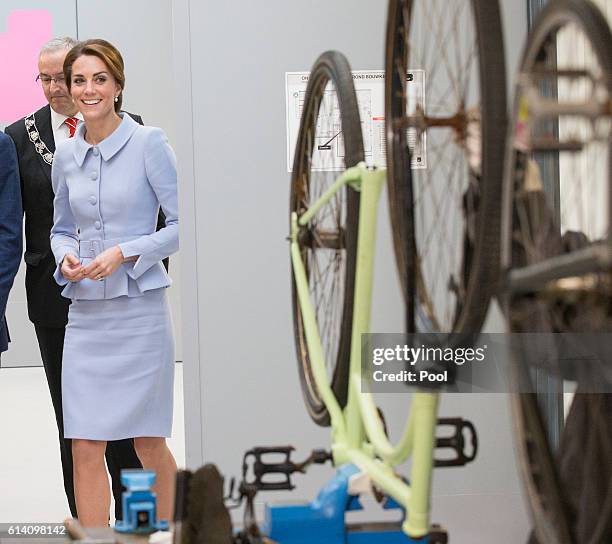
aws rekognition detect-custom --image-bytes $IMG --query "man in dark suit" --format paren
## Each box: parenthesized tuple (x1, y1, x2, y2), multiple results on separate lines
(5, 37, 147, 520)
(0, 133, 22, 360)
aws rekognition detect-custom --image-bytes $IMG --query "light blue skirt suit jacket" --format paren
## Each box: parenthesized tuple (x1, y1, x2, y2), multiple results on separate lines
(50, 113, 178, 440)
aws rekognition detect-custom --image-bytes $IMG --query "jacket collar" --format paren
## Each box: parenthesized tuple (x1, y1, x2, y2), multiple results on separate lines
(73, 113, 139, 167)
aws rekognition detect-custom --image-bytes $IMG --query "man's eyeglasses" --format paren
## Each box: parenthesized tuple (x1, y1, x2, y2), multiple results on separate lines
(36, 74, 66, 86)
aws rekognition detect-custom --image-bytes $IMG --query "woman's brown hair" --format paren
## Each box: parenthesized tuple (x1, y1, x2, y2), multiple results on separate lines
(63, 39, 125, 113)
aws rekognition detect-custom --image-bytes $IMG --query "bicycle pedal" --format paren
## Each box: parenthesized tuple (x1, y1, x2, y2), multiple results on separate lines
(241, 446, 298, 492)
(434, 418, 478, 467)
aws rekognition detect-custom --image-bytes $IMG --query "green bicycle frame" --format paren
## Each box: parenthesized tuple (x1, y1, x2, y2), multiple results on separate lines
(290, 163, 439, 538)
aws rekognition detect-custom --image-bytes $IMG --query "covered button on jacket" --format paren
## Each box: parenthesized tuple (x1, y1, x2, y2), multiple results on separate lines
(50, 114, 179, 300)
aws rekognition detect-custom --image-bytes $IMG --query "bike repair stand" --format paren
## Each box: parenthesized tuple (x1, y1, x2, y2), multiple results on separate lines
(228, 429, 477, 544)
(263, 462, 421, 544)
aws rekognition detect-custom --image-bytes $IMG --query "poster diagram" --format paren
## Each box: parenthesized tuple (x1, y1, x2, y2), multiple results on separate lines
(285, 70, 426, 172)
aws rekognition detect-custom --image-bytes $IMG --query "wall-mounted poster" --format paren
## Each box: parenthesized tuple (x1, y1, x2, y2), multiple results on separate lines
(285, 70, 426, 172)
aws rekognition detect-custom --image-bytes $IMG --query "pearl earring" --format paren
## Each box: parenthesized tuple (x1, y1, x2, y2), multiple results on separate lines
(114, 96, 119, 103)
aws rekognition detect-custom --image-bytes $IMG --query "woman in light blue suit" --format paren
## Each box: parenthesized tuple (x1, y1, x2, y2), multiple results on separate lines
(50, 39, 178, 526)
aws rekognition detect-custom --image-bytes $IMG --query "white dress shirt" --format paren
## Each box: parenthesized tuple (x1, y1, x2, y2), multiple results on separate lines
(50, 108, 83, 144)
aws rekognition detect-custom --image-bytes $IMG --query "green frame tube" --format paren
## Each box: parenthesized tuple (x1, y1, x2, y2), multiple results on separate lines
(290, 164, 439, 538)
(298, 165, 363, 227)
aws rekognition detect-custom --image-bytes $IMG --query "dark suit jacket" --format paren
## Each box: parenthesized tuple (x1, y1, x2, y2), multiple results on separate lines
(5, 105, 165, 328)
(0, 133, 23, 351)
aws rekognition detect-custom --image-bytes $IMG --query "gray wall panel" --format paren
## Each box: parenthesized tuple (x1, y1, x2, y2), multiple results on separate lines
(185, 0, 388, 501)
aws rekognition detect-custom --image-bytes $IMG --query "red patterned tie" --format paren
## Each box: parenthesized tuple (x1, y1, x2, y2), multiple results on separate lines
(65, 117, 78, 138)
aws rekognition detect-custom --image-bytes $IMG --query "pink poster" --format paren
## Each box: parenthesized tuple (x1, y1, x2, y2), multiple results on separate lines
(0, 10, 52, 124)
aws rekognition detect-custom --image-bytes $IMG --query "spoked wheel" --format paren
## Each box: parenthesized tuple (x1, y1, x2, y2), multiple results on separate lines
(509, 381, 574, 544)
(290, 51, 364, 427)
(385, 0, 507, 333)
(501, 1, 612, 542)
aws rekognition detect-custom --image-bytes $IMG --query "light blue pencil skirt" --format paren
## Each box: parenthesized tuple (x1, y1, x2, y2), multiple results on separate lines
(62, 288, 175, 440)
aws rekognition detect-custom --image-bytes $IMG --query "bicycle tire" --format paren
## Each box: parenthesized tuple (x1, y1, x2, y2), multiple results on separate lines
(501, 1, 612, 543)
(385, 0, 507, 333)
(290, 51, 363, 427)
(510, 389, 574, 544)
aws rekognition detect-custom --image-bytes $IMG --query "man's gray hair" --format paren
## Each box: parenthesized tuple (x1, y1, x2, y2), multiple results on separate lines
(39, 37, 78, 56)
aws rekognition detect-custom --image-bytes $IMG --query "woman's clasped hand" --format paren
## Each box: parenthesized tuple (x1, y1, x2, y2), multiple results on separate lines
(61, 246, 125, 281)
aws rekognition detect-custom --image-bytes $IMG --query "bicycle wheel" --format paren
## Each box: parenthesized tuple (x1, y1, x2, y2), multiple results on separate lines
(501, 1, 612, 542)
(385, 0, 507, 333)
(290, 51, 364, 427)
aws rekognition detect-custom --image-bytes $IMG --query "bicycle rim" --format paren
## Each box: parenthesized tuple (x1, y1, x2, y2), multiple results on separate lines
(385, 0, 507, 333)
(502, 1, 612, 542)
(290, 50, 363, 427)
